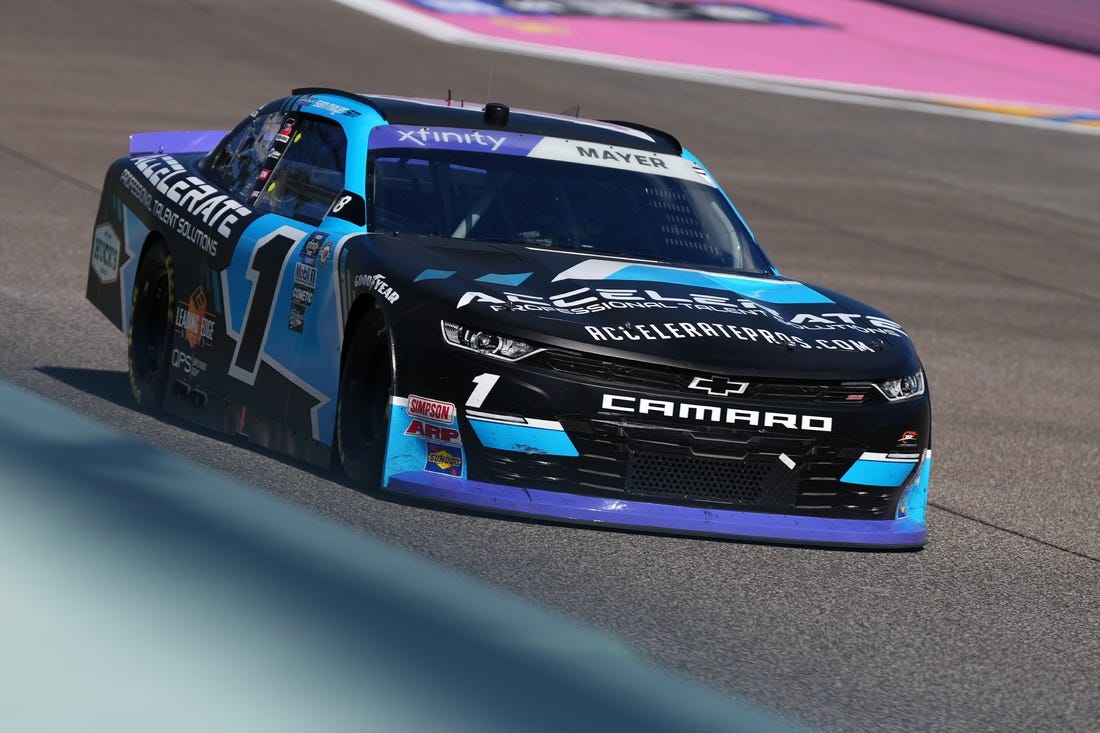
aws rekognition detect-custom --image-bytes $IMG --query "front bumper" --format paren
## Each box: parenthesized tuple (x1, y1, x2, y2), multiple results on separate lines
(382, 342, 932, 547)
(386, 466, 929, 548)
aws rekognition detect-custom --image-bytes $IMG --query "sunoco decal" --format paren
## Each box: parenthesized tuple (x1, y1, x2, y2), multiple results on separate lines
(425, 443, 463, 475)
(405, 420, 462, 444)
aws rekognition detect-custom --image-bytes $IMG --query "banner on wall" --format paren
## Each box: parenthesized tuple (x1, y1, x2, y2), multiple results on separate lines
(406, 0, 832, 26)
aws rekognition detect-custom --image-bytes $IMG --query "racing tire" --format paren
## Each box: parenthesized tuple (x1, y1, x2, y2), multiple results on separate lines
(336, 308, 392, 486)
(128, 239, 174, 412)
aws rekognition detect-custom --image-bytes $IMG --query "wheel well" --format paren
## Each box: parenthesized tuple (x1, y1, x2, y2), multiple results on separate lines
(134, 230, 169, 272)
(341, 295, 384, 372)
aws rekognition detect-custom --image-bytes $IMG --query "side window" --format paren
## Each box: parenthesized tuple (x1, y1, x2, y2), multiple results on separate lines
(204, 112, 288, 198)
(253, 117, 347, 224)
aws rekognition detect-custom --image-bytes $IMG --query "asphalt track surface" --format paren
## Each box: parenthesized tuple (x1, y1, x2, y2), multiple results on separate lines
(2, 2, 1098, 731)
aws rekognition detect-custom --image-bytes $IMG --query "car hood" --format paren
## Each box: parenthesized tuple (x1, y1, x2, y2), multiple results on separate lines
(367, 236, 922, 380)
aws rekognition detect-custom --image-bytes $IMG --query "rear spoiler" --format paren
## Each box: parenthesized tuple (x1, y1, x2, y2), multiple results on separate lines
(129, 130, 227, 156)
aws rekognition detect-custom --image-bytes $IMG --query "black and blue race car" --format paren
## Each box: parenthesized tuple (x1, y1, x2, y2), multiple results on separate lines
(86, 88, 931, 547)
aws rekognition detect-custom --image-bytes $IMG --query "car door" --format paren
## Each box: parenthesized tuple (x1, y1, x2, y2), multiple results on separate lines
(216, 111, 360, 448)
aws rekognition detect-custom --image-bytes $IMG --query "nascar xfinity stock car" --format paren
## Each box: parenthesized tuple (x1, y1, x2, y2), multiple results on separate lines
(86, 88, 931, 547)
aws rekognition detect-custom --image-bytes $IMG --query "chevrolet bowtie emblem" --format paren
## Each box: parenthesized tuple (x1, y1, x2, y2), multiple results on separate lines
(687, 376, 750, 397)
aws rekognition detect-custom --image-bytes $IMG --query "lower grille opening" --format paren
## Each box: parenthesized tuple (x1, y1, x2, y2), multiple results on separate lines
(474, 417, 900, 519)
(627, 452, 796, 508)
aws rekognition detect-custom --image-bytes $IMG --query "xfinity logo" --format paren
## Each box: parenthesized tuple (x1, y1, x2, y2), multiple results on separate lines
(688, 376, 749, 397)
(396, 129, 507, 151)
(602, 394, 832, 433)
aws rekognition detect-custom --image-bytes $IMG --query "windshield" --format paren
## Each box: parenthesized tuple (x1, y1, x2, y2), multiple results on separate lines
(367, 146, 769, 273)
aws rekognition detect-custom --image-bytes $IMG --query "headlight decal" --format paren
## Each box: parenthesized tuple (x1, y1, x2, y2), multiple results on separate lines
(896, 450, 932, 523)
(467, 410, 579, 457)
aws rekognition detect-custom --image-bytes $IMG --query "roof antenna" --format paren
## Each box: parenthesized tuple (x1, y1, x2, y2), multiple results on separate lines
(561, 105, 581, 117)
(486, 67, 494, 104)
(446, 89, 452, 107)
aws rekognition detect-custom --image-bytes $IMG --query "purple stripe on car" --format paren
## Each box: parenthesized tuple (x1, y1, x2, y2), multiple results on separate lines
(386, 471, 927, 548)
(129, 130, 227, 156)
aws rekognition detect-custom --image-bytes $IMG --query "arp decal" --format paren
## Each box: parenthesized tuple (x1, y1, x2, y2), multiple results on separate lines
(405, 419, 461, 444)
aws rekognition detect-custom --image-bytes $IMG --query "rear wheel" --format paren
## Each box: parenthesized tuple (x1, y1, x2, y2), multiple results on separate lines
(336, 308, 392, 486)
(128, 239, 174, 411)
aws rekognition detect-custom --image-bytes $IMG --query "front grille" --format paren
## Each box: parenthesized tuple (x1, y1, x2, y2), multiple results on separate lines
(474, 417, 903, 519)
(628, 452, 794, 506)
(525, 349, 879, 404)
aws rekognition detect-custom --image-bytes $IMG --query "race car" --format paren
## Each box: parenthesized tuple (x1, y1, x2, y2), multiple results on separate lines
(86, 88, 931, 547)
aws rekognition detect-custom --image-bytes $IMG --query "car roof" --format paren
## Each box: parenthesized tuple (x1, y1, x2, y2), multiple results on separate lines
(291, 87, 683, 155)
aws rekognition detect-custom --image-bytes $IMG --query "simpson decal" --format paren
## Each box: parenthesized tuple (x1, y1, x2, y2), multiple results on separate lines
(407, 395, 457, 424)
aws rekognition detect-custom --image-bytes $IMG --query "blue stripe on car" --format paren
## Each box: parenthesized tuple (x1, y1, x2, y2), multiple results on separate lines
(468, 419, 579, 457)
(841, 457, 917, 487)
(608, 264, 833, 304)
(476, 272, 533, 286)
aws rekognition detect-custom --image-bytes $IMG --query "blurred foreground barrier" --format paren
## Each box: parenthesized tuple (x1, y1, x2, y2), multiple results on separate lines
(0, 382, 807, 733)
(873, 0, 1100, 56)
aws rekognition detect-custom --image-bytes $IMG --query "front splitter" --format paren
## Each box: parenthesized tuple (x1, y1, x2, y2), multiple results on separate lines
(386, 471, 927, 548)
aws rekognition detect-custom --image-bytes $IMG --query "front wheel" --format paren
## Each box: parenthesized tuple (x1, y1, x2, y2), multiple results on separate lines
(128, 239, 174, 411)
(335, 308, 392, 486)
